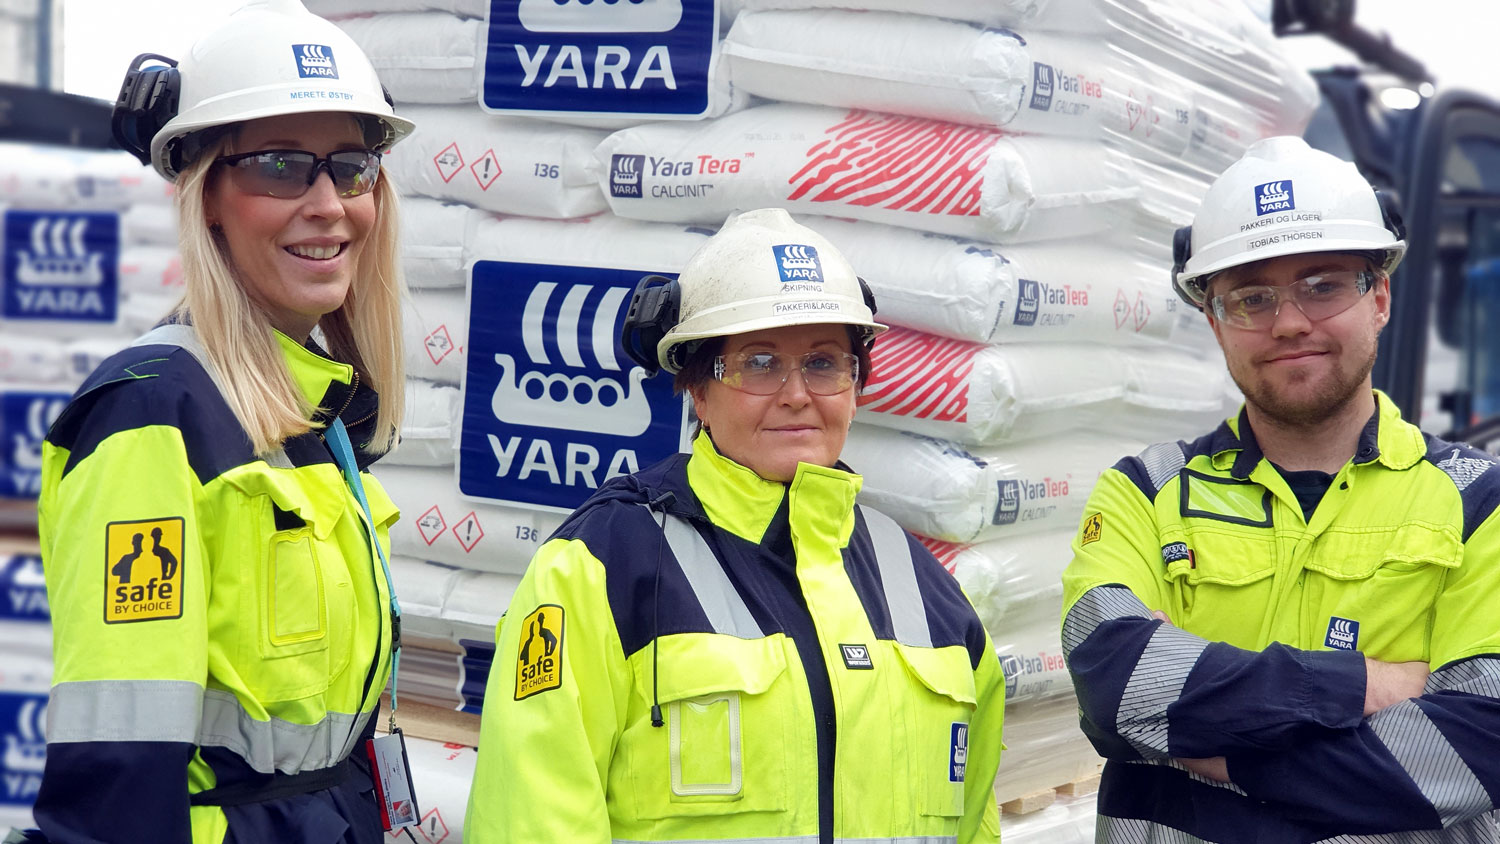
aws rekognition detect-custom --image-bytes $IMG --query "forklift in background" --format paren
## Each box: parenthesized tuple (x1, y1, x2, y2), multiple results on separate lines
(1276, 0, 1500, 448)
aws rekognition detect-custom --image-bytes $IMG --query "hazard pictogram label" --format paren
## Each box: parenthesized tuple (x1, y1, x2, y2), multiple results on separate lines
(417, 808, 450, 843)
(416, 505, 446, 546)
(1114, 289, 1130, 330)
(1133, 292, 1152, 332)
(424, 325, 455, 365)
(471, 149, 502, 191)
(434, 143, 464, 183)
(454, 512, 484, 553)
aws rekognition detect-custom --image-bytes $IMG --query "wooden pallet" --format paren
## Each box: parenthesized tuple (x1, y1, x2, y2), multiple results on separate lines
(999, 773, 1101, 815)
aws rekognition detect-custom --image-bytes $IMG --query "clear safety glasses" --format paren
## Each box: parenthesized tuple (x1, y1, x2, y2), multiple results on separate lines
(215, 148, 383, 199)
(713, 351, 860, 396)
(1210, 269, 1379, 331)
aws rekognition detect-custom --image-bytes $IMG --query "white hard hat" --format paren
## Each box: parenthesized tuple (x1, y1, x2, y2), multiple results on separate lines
(115, 0, 414, 181)
(1173, 136, 1406, 307)
(651, 208, 886, 374)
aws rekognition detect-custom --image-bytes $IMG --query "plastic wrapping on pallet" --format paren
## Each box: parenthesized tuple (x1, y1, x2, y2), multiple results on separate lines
(845, 424, 1134, 543)
(992, 694, 1104, 807)
(735, 0, 1099, 31)
(384, 106, 609, 218)
(334, 13, 484, 104)
(307, 0, 487, 18)
(795, 214, 1178, 344)
(593, 103, 1138, 243)
(998, 791, 1099, 842)
(370, 462, 563, 573)
(858, 327, 1226, 446)
(385, 378, 462, 467)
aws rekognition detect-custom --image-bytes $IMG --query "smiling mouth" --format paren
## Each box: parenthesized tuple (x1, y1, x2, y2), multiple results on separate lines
(285, 243, 347, 261)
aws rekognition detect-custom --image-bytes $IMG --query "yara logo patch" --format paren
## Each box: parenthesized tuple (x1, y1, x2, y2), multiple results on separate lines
(461, 261, 690, 512)
(294, 44, 338, 79)
(1325, 616, 1359, 651)
(1256, 180, 1294, 216)
(774, 244, 824, 285)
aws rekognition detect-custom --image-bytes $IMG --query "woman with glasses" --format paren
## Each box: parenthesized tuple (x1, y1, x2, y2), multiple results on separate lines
(31, 2, 413, 842)
(465, 208, 1007, 844)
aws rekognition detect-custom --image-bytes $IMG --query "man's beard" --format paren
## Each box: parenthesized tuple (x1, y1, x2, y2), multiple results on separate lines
(1229, 341, 1377, 429)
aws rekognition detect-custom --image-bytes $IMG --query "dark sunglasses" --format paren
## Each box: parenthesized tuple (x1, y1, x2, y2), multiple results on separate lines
(215, 148, 383, 198)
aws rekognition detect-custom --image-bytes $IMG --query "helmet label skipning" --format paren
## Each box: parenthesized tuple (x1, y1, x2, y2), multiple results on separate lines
(1255, 180, 1294, 216)
(774, 244, 824, 287)
(294, 44, 339, 80)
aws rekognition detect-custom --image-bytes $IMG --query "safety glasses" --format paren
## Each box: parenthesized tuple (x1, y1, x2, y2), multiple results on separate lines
(215, 148, 382, 199)
(714, 351, 859, 396)
(1210, 269, 1378, 331)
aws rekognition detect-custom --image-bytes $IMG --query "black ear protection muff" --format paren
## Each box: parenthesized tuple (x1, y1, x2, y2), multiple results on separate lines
(1171, 225, 1199, 309)
(112, 53, 181, 167)
(1376, 190, 1407, 242)
(620, 274, 681, 375)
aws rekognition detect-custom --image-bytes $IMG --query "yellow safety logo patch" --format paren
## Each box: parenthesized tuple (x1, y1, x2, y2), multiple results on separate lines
(104, 517, 184, 624)
(1081, 512, 1104, 545)
(515, 604, 564, 700)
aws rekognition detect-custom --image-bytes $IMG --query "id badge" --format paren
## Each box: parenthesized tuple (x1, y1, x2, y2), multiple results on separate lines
(366, 728, 421, 831)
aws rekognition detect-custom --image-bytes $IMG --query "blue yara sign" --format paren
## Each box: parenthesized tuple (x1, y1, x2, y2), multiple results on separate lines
(3, 210, 120, 322)
(481, 0, 718, 118)
(1, 391, 68, 500)
(459, 261, 689, 513)
(0, 691, 46, 807)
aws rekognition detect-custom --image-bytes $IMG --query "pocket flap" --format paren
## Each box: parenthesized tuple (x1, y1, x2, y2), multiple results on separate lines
(228, 464, 348, 540)
(633, 634, 788, 704)
(1303, 522, 1463, 580)
(895, 644, 977, 706)
(363, 474, 401, 532)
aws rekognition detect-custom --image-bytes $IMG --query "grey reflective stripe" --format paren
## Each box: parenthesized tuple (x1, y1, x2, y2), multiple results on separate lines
(1117, 623, 1209, 759)
(46, 679, 202, 744)
(1123, 757, 1248, 796)
(614, 838, 954, 844)
(1097, 815, 1211, 843)
(198, 688, 371, 776)
(860, 505, 931, 649)
(658, 510, 763, 639)
(1139, 441, 1187, 493)
(1061, 585, 1151, 656)
(1427, 657, 1500, 698)
(1368, 699, 1492, 827)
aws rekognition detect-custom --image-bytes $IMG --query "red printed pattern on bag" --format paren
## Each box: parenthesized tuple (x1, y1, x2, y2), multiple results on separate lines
(917, 536, 965, 574)
(858, 327, 975, 422)
(787, 110, 1000, 217)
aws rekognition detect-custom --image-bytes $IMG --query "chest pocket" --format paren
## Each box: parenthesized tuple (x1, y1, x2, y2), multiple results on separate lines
(249, 466, 380, 702)
(895, 644, 978, 820)
(1301, 522, 1461, 660)
(626, 634, 790, 819)
(1164, 472, 1278, 647)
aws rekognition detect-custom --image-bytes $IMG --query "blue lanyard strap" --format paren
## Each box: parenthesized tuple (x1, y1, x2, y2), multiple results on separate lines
(325, 418, 403, 725)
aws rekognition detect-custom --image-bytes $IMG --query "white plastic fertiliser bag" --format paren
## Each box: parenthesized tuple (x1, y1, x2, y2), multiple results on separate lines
(0, 141, 173, 210)
(735, 0, 1100, 32)
(118, 246, 182, 297)
(385, 105, 607, 218)
(0, 334, 68, 385)
(468, 212, 715, 270)
(401, 198, 472, 289)
(306, 0, 487, 19)
(393, 556, 518, 643)
(334, 13, 482, 104)
(371, 462, 563, 574)
(385, 378, 461, 467)
(846, 424, 1133, 544)
(859, 326, 1225, 445)
(404, 287, 468, 385)
(924, 531, 1072, 637)
(593, 103, 1136, 242)
(795, 214, 1178, 344)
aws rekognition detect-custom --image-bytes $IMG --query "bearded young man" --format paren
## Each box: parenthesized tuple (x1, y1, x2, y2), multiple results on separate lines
(1062, 136, 1500, 843)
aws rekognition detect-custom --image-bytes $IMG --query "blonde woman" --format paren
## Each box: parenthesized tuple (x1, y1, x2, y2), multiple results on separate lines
(32, 1, 414, 842)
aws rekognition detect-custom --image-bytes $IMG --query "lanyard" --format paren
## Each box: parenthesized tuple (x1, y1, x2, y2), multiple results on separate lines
(325, 417, 403, 728)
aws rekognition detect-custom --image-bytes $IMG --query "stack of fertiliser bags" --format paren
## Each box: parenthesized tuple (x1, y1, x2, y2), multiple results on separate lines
(0, 142, 179, 514)
(0, 0, 40, 85)
(316, 0, 1317, 834)
(0, 142, 176, 825)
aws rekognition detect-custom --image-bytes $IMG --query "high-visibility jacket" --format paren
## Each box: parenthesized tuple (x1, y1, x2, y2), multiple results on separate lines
(35, 323, 398, 844)
(1062, 391, 1500, 843)
(465, 432, 1005, 844)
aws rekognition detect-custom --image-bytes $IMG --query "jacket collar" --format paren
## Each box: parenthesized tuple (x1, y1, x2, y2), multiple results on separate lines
(685, 432, 863, 547)
(1213, 390, 1424, 479)
(274, 331, 383, 467)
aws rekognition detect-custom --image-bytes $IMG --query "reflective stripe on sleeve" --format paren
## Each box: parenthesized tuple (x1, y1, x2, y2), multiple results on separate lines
(1061, 585, 1152, 656)
(658, 510, 764, 640)
(1139, 442, 1187, 493)
(46, 679, 202, 744)
(1096, 816, 1211, 843)
(860, 505, 932, 649)
(1368, 700, 1492, 827)
(197, 689, 371, 776)
(1117, 623, 1209, 758)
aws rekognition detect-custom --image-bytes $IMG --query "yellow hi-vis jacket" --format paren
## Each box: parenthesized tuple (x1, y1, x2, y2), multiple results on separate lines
(465, 432, 1005, 843)
(1063, 392, 1500, 842)
(35, 323, 398, 844)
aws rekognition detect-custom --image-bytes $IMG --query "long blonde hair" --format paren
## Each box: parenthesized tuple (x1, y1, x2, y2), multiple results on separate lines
(172, 133, 406, 455)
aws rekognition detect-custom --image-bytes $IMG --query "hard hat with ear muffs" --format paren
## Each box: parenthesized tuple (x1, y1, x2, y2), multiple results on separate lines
(620, 208, 886, 375)
(1172, 135, 1406, 309)
(110, 0, 414, 182)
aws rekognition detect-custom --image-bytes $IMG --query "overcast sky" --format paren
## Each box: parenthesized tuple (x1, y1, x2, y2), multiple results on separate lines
(59, 0, 1500, 104)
